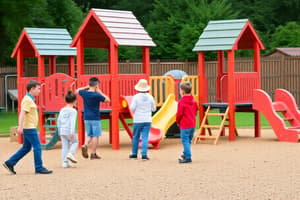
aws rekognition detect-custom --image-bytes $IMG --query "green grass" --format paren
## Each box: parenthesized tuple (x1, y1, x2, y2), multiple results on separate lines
(0, 110, 284, 136)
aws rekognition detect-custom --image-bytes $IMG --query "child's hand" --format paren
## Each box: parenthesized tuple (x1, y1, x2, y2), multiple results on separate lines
(69, 134, 74, 140)
(17, 126, 23, 135)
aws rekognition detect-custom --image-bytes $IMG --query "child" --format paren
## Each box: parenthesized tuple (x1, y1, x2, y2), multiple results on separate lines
(76, 77, 110, 159)
(3, 80, 53, 174)
(129, 79, 156, 161)
(57, 91, 78, 168)
(176, 82, 198, 164)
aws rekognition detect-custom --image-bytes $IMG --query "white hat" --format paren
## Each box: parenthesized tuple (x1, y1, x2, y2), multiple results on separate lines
(135, 79, 151, 92)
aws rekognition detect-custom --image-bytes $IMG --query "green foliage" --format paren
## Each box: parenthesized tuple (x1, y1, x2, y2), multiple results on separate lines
(148, 0, 239, 60)
(269, 22, 300, 50)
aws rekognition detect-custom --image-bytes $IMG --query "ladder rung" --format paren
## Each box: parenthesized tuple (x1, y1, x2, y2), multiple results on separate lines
(288, 126, 300, 129)
(276, 109, 287, 112)
(196, 135, 217, 139)
(44, 125, 57, 128)
(46, 117, 56, 121)
(203, 125, 221, 129)
(207, 113, 226, 116)
(283, 118, 294, 121)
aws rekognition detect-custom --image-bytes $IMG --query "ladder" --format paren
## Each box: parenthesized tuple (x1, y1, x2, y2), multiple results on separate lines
(194, 106, 230, 145)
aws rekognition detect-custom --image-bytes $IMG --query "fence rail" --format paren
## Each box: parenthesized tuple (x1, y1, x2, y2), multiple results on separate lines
(1, 57, 300, 109)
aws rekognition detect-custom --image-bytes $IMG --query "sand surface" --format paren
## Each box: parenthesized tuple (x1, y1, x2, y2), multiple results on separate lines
(0, 129, 300, 200)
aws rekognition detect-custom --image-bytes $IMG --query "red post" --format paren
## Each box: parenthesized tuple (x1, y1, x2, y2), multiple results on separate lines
(109, 42, 120, 150)
(17, 49, 24, 144)
(68, 56, 75, 78)
(198, 52, 205, 134)
(227, 50, 236, 141)
(216, 51, 224, 102)
(49, 56, 56, 75)
(38, 56, 46, 143)
(254, 41, 261, 137)
(77, 38, 85, 146)
(142, 47, 150, 80)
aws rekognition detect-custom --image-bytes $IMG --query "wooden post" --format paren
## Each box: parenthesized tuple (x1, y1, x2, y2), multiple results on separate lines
(254, 41, 261, 137)
(227, 50, 236, 141)
(68, 56, 75, 78)
(198, 52, 205, 135)
(49, 56, 56, 75)
(17, 49, 24, 144)
(142, 46, 150, 80)
(38, 56, 46, 144)
(216, 51, 224, 102)
(76, 38, 85, 146)
(109, 42, 119, 150)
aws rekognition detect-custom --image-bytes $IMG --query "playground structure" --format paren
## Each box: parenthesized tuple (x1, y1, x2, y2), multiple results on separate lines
(192, 19, 264, 143)
(253, 89, 300, 142)
(70, 8, 157, 150)
(11, 27, 76, 149)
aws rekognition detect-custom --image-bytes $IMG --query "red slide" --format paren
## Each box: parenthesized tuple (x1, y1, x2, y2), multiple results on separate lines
(253, 89, 300, 142)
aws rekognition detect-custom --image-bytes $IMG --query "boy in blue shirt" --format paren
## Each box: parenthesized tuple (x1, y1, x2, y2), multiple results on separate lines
(76, 77, 110, 159)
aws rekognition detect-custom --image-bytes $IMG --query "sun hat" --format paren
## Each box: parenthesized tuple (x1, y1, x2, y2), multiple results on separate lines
(134, 79, 151, 92)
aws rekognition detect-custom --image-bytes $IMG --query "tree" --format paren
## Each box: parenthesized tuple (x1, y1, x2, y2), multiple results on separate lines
(269, 22, 300, 50)
(147, 0, 239, 60)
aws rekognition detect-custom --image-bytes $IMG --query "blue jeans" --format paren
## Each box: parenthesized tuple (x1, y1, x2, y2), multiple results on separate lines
(84, 120, 101, 137)
(132, 122, 151, 156)
(180, 128, 195, 160)
(6, 129, 43, 171)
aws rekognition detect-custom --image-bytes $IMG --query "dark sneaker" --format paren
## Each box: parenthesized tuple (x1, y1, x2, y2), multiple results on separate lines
(35, 167, 53, 174)
(142, 155, 149, 161)
(3, 161, 16, 175)
(81, 144, 88, 159)
(90, 153, 101, 160)
(129, 154, 137, 159)
(178, 158, 192, 164)
(180, 155, 186, 159)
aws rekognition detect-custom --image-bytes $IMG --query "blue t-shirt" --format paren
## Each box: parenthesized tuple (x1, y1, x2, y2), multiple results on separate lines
(79, 90, 106, 120)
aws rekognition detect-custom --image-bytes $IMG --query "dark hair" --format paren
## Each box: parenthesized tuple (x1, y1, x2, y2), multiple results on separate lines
(26, 80, 40, 92)
(89, 77, 99, 87)
(65, 91, 77, 103)
(180, 82, 192, 94)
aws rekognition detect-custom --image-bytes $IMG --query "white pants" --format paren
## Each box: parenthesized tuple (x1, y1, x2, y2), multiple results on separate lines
(60, 135, 78, 164)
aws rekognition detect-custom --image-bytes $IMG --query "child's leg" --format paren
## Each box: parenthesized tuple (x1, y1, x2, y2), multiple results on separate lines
(91, 137, 98, 154)
(69, 136, 78, 155)
(61, 135, 69, 165)
(132, 123, 142, 155)
(180, 128, 192, 159)
(91, 120, 101, 154)
(141, 123, 151, 156)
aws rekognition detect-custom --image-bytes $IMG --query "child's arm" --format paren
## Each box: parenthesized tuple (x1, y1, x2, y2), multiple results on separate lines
(76, 85, 89, 94)
(151, 96, 156, 112)
(69, 110, 77, 140)
(176, 102, 183, 124)
(17, 110, 26, 135)
(130, 96, 137, 112)
(95, 87, 110, 103)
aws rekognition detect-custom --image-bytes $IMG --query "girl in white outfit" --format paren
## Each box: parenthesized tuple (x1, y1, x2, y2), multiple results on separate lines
(57, 91, 78, 168)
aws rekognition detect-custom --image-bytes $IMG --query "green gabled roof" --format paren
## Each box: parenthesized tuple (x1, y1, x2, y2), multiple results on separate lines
(25, 28, 76, 56)
(193, 19, 249, 51)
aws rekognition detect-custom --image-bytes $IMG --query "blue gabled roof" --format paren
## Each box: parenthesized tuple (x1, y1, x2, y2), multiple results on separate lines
(193, 19, 249, 51)
(25, 28, 76, 56)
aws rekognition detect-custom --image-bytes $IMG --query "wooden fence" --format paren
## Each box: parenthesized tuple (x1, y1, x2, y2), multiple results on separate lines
(1, 57, 300, 109)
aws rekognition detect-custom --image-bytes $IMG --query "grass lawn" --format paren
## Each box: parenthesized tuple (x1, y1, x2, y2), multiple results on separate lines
(0, 111, 275, 136)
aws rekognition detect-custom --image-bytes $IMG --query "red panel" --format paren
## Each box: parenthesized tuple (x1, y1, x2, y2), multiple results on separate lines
(221, 72, 259, 103)
(77, 74, 111, 109)
(119, 74, 148, 96)
(44, 73, 75, 111)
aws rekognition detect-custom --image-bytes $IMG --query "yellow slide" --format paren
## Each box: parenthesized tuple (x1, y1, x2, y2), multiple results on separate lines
(151, 94, 178, 141)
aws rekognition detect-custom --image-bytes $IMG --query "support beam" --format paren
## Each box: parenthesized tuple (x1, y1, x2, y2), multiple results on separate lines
(216, 51, 224, 102)
(68, 56, 75, 78)
(254, 41, 261, 137)
(198, 52, 205, 135)
(142, 46, 150, 80)
(109, 42, 120, 150)
(17, 49, 24, 144)
(76, 38, 85, 146)
(227, 50, 236, 141)
(38, 56, 45, 144)
(49, 56, 56, 75)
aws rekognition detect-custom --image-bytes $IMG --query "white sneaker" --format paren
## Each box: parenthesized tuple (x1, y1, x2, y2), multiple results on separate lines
(67, 153, 77, 163)
(62, 162, 72, 168)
